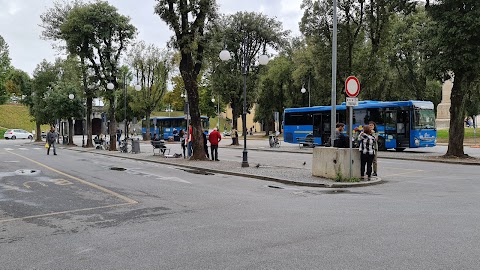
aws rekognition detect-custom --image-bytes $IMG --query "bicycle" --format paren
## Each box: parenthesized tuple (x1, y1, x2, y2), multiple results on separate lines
(119, 138, 132, 153)
(269, 134, 280, 148)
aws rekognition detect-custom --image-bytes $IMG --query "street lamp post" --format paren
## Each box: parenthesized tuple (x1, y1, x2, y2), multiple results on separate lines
(219, 42, 269, 167)
(124, 75, 127, 139)
(301, 75, 311, 107)
(211, 96, 220, 129)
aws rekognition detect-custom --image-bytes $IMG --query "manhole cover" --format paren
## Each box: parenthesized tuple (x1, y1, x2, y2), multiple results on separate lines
(15, 169, 40, 176)
(110, 167, 127, 171)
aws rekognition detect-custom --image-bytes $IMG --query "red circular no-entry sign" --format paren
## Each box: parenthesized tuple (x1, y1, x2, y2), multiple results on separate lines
(345, 76, 360, 97)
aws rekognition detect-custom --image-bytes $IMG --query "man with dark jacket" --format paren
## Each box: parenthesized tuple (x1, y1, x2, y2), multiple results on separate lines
(208, 128, 222, 161)
(46, 126, 58, 155)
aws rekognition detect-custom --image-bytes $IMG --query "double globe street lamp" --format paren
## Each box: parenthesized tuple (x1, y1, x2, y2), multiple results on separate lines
(219, 47, 269, 167)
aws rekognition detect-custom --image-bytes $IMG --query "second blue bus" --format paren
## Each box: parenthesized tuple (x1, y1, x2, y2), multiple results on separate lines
(142, 116, 210, 140)
(283, 100, 436, 151)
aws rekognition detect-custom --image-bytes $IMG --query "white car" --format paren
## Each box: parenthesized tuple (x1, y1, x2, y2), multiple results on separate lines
(4, 129, 34, 140)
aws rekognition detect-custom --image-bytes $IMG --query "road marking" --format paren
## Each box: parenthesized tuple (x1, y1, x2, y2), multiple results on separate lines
(18, 148, 28, 151)
(0, 203, 134, 223)
(6, 151, 138, 204)
(51, 179, 74, 185)
(23, 181, 48, 189)
(4, 148, 14, 151)
(3, 160, 19, 163)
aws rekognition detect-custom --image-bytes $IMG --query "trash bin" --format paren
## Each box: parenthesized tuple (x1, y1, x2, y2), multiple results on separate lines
(62, 135, 68, 144)
(131, 138, 140, 154)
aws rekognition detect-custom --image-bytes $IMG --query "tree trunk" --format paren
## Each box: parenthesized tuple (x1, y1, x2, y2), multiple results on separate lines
(108, 96, 117, 151)
(35, 122, 42, 142)
(445, 73, 467, 157)
(180, 53, 206, 160)
(86, 96, 94, 147)
(68, 118, 75, 146)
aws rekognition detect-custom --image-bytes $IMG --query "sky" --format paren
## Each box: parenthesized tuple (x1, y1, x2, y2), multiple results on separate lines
(0, 0, 304, 76)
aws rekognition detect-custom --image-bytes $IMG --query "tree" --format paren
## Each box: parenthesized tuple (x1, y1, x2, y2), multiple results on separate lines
(155, 0, 217, 159)
(208, 12, 288, 131)
(60, 1, 136, 150)
(30, 60, 60, 141)
(0, 35, 12, 104)
(128, 41, 171, 140)
(425, 0, 480, 157)
(4, 69, 31, 99)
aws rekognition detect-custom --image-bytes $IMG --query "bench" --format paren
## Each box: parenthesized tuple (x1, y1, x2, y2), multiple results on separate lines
(296, 137, 315, 148)
(93, 138, 106, 150)
(151, 140, 170, 156)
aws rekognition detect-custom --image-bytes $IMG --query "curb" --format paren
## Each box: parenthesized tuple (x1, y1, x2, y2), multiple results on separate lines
(66, 147, 382, 188)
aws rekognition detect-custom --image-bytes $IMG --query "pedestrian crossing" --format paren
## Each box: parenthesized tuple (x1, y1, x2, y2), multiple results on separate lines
(2, 147, 48, 152)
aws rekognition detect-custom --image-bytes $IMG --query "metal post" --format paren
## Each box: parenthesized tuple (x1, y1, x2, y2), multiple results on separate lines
(241, 38, 249, 168)
(217, 96, 220, 129)
(349, 106, 353, 179)
(331, 0, 338, 147)
(82, 100, 85, 147)
(308, 75, 311, 107)
(124, 75, 127, 139)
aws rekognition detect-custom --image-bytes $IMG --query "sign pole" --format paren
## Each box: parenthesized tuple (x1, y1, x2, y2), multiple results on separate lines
(349, 105, 353, 179)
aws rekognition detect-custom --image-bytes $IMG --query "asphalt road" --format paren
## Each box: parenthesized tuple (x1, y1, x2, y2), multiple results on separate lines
(1, 139, 480, 269)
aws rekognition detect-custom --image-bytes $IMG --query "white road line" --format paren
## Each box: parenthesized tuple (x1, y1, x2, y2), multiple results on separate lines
(18, 148, 28, 151)
(4, 148, 14, 151)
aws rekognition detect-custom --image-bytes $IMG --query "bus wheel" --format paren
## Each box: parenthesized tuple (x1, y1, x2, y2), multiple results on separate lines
(377, 136, 387, 151)
(395, 148, 406, 152)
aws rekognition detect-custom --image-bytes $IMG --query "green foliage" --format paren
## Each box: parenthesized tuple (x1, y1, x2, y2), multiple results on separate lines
(0, 35, 12, 104)
(4, 69, 31, 98)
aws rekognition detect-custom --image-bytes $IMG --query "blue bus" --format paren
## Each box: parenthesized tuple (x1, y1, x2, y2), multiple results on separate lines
(283, 100, 436, 151)
(142, 116, 210, 140)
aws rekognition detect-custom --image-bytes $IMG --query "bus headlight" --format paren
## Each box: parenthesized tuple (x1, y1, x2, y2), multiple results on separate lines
(414, 138, 420, 146)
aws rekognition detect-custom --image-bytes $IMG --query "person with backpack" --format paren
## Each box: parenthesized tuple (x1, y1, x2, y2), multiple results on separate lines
(358, 125, 376, 180)
(46, 126, 58, 156)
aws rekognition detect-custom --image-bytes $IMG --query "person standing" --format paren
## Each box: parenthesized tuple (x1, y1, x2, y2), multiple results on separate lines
(46, 126, 58, 156)
(209, 128, 222, 161)
(202, 129, 210, 159)
(179, 129, 186, 158)
(368, 121, 379, 176)
(116, 128, 122, 146)
(187, 125, 193, 158)
(230, 128, 237, 145)
(358, 125, 376, 180)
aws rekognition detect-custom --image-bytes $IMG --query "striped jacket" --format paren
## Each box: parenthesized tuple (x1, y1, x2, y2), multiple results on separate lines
(358, 133, 375, 155)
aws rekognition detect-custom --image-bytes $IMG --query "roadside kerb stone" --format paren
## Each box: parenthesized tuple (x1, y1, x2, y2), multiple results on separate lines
(65, 145, 382, 188)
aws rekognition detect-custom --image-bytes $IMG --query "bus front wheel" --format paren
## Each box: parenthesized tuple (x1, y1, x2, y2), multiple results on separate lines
(377, 136, 387, 151)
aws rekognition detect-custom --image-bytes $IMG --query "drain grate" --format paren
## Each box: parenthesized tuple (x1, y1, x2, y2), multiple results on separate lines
(110, 167, 127, 171)
(267, 185, 284, 189)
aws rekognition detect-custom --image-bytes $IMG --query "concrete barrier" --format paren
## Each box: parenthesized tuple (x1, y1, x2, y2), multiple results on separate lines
(312, 147, 361, 180)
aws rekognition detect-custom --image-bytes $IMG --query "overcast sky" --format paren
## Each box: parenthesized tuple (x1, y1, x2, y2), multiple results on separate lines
(0, 0, 303, 76)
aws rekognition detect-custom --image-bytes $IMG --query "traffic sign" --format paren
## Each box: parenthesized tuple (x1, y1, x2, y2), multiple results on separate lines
(346, 97, 358, 107)
(345, 76, 360, 97)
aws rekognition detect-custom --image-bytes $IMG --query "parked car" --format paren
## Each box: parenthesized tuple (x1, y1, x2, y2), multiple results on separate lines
(4, 129, 34, 140)
(41, 131, 47, 138)
(223, 131, 231, 137)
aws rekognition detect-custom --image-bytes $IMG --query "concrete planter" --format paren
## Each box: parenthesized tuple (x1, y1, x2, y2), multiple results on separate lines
(312, 147, 361, 180)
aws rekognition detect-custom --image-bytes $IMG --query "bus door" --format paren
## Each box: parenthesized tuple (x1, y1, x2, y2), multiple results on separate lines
(383, 110, 397, 150)
(313, 114, 322, 145)
(396, 109, 410, 149)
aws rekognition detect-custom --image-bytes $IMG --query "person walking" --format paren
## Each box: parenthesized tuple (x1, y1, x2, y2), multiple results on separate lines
(358, 125, 376, 180)
(209, 127, 222, 161)
(368, 121, 379, 176)
(202, 129, 210, 159)
(46, 126, 58, 156)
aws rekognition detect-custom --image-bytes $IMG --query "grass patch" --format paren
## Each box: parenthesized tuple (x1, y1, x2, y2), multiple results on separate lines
(0, 104, 50, 139)
(436, 127, 480, 143)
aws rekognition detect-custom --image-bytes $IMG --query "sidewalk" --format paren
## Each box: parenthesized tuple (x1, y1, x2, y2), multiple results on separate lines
(65, 136, 480, 188)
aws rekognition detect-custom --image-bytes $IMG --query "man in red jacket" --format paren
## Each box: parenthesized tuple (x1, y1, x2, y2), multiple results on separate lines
(208, 128, 222, 161)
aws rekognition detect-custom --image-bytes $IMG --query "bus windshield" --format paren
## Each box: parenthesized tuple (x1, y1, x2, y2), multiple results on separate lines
(413, 109, 436, 129)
